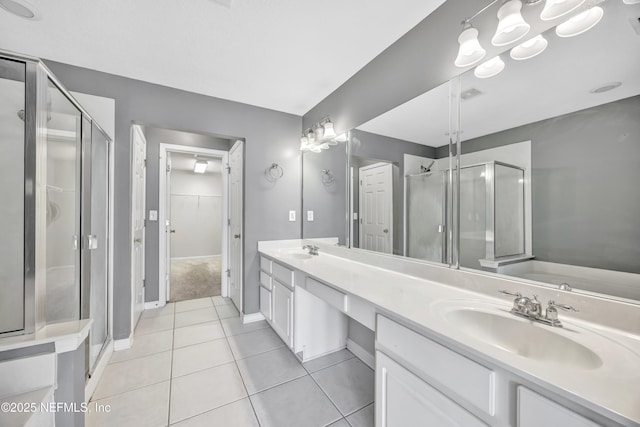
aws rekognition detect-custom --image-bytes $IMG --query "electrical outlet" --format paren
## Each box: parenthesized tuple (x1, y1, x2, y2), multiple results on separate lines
(149, 210, 158, 221)
(289, 210, 296, 221)
(307, 210, 314, 221)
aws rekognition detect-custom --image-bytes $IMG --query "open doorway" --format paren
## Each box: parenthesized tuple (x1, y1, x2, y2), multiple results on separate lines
(167, 152, 224, 301)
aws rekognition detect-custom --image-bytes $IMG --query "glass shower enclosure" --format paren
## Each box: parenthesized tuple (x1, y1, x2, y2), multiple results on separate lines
(0, 51, 111, 376)
(403, 161, 525, 269)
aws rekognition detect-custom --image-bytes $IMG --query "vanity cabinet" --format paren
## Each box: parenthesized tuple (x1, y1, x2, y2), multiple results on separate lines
(517, 387, 601, 427)
(259, 256, 294, 348)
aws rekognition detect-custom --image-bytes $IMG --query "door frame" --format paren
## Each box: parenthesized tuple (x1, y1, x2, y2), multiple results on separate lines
(158, 143, 229, 306)
(228, 140, 243, 313)
(130, 125, 147, 332)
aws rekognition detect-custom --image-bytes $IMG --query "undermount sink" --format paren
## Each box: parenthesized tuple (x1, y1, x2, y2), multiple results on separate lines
(436, 300, 603, 370)
(277, 248, 313, 260)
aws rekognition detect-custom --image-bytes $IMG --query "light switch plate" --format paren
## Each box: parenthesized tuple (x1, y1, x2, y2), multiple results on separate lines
(149, 210, 158, 221)
(289, 210, 296, 221)
(307, 210, 314, 221)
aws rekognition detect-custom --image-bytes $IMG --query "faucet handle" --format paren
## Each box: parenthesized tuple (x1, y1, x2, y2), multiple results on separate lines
(499, 290, 522, 298)
(548, 301, 578, 312)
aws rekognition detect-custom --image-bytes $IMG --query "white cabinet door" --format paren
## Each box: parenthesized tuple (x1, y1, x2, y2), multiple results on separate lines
(376, 352, 487, 427)
(259, 286, 272, 321)
(272, 280, 293, 348)
(518, 387, 601, 427)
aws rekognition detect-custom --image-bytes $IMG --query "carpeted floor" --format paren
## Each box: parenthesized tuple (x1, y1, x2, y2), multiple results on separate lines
(169, 256, 222, 302)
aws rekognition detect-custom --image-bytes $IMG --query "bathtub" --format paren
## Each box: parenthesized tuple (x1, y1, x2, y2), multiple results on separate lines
(497, 260, 640, 302)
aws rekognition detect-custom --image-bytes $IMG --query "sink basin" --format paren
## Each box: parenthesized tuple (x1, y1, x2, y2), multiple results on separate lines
(437, 301, 602, 370)
(276, 248, 313, 260)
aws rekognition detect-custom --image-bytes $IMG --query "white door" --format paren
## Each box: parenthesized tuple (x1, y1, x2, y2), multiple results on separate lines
(229, 140, 243, 311)
(131, 125, 146, 328)
(165, 152, 173, 300)
(359, 162, 393, 253)
(272, 281, 293, 347)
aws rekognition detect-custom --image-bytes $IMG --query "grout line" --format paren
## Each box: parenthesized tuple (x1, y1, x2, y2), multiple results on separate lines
(167, 306, 177, 425)
(172, 334, 228, 352)
(107, 345, 174, 366)
(229, 343, 286, 362)
(223, 316, 263, 427)
(91, 378, 171, 403)
(302, 352, 356, 375)
(169, 359, 237, 380)
(166, 395, 251, 426)
(173, 319, 222, 332)
(307, 371, 347, 423)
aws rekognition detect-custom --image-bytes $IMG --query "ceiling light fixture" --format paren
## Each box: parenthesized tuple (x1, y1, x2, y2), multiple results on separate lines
(492, 0, 531, 46)
(555, 6, 604, 37)
(0, 0, 40, 20)
(590, 81, 622, 94)
(623, 0, 640, 4)
(510, 34, 548, 60)
(194, 159, 208, 173)
(454, 24, 487, 67)
(540, 0, 585, 21)
(299, 117, 345, 153)
(474, 56, 506, 78)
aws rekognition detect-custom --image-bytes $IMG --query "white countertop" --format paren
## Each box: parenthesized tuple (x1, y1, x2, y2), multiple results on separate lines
(0, 319, 92, 354)
(259, 241, 640, 426)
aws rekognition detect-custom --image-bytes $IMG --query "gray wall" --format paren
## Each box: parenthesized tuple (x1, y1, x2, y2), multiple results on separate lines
(44, 61, 302, 340)
(302, 142, 348, 244)
(351, 130, 435, 254)
(450, 95, 640, 273)
(348, 319, 375, 356)
(55, 344, 85, 427)
(143, 127, 229, 301)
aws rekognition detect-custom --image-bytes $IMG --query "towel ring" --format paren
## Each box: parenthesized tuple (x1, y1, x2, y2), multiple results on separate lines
(266, 163, 284, 181)
(321, 169, 335, 185)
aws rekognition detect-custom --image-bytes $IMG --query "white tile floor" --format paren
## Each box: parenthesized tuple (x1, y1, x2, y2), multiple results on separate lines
(87, 297, 374, 427)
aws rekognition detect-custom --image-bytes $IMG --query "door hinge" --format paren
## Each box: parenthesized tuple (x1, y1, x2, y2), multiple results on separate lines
(166, 163, 171, 172)
(360, 218, 363, 224)
(226, 164, 231, 174)
(144, 159, 147, 168)
(228, 218, 231, 226)
(142, 279, 146, 288)
(226, 269, 231, 277)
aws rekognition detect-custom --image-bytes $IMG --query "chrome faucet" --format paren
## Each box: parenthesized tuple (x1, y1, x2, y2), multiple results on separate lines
(302, 244, 320, 256)
(499, 290, 578, 327)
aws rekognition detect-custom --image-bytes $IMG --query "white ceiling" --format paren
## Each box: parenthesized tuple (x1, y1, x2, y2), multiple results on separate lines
(0, 0, 446, 115)
(171, 152, 222, 174)
(357, 1, 640, 147)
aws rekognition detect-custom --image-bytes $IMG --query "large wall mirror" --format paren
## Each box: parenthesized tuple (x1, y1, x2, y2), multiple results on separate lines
(456, 0, 640, 303)
(349, 81, 454, 266)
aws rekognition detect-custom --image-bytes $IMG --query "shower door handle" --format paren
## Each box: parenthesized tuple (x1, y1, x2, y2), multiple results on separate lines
(87, 235, 98, 250)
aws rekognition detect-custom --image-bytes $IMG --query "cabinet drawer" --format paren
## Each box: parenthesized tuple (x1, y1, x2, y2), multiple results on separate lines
(260, 286, 272, 321)
(518, 387, 600, 427)
(260, 271, 272, 291)
(306, 277, 348, 313)
(377, 315, 495, 416)
(260, 256, 271, 274)
(272, 261, 294, 288)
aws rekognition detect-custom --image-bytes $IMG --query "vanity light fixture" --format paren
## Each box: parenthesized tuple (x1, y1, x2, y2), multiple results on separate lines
(510, 34, 548, 60)
(193, 159, 208, 174)
(540, 0, 585, 21)
(623, 0, 640, 4)
(0, 0, 40, 20)
(492, 0, 531, 46)
(454, 23, 487, 67)
(474, 56, 506, 78)
(299, 117, 345, 153)
(555, 6, 604, 37)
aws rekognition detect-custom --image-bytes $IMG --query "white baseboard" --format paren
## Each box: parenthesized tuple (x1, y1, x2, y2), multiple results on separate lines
(171, 255, 221, 260)
(85, 341, 113, 401)
(144, 301, 163, 310)
(113, 333, 133, 351)
(347, 338, 375, 370)
(242, 312, 265, 324)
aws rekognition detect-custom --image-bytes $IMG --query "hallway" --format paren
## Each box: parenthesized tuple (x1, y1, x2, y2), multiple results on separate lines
(87, 297, 374, 427)
(169, 257, 222, 302)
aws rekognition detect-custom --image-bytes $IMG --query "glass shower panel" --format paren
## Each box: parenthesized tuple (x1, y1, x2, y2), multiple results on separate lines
(405, 172, 446, 263)
(45, 78, 81, 324)
(88, 124, 110, 371)
(495, 164, 525, 257)
(459, 165, 487, 269)
(0, 58, 26, 334)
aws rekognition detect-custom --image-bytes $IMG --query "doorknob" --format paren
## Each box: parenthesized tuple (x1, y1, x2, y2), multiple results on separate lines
(134, 238, 142, 243)
(383, 229, 389, 234)
(234, 234, 241, 239)
(170, 229, 176, 233)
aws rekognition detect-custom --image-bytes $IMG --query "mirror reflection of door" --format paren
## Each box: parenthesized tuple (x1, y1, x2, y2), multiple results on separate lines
(359, 162, 393, 254)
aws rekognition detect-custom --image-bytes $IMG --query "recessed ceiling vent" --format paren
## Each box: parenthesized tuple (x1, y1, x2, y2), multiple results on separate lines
(461, 88, 483, 101)
(0, 0, 40, 20)
(590, 82, 622, 94)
